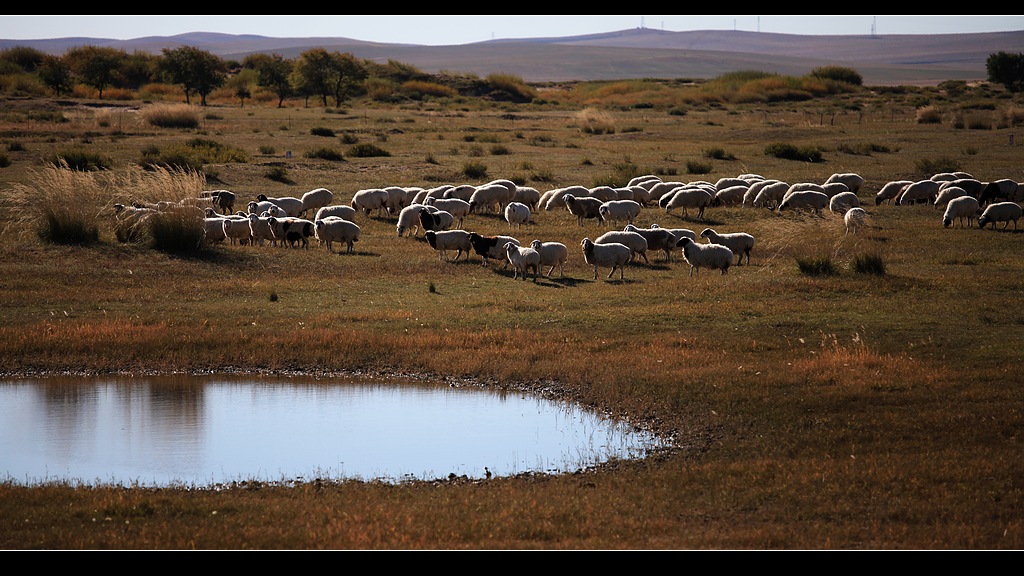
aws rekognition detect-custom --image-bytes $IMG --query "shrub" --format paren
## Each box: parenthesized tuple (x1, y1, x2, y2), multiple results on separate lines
(577, 108, 616, 134)
(851, 253, 886, 276)
(0, 154, 9, 168)
(703, 147, 735, 160)
(462, 161, 487, 179)
(686, 160, 713, 174)
(304, 147, 345, 161)
(149, 206, 206, 253)
(796, 256, 837, 276)
(347, 143, 390, 158)
(764, 142, 823, 162)
(916, 106, 942, 124)
(311, 127, 335, 137)
(340, 133, 359, 144)
(809, 65, 863, 86)
(144, 104, 200, 129)
(258, 145, 275, 155)
(915, 157, 961, 175)
(46, 148, 111, 171)
(7, 142, 25, 152)
(490, 144, 510, 155)
(264, 166, 291, 182)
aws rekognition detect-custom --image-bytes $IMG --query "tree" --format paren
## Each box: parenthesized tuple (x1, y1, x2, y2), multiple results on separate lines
(292, 49, 367, 107)
(245, 53, 293, 108)
(329, 53, 367, 105)
(986, 51, 1024, 93)
(37, 54, 72, 96)
(160, 46, 227, 106)
(226, 68, 257, 108)
(63, 46, 126, 99)
(0, 46, 47, 73)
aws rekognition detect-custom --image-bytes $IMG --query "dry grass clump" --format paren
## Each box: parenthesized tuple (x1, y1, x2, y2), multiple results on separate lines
(143, 103, 201, 129)
(576, 107, 616, 134)
(915, 105, 943, 124)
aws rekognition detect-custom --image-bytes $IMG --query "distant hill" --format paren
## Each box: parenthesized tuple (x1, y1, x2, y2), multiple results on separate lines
(3, 28, 1023, 85)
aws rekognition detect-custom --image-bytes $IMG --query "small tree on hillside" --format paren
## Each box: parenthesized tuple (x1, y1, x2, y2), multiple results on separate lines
(986, 51, 1024, 93)
(64, 46, 126, 99)
(161, 46, 227, 106)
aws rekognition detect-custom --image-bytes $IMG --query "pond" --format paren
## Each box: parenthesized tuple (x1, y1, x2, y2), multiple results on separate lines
(0, 375, 668, 487)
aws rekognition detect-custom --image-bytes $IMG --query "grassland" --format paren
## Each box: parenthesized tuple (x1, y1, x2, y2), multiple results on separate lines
(0, 84, 1022, 549)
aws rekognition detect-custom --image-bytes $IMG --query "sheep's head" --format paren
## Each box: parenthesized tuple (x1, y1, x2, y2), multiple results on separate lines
(676, 237, 693, 248)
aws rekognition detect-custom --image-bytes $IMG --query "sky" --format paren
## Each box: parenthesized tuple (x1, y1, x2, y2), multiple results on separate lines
(1, 15, 1022, 45)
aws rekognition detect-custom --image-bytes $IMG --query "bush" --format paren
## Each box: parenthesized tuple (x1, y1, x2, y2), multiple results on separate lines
(703, 147, 735, 160)
(490, 144, 510, 155)
(809, 65, 863, 86)
(686, 160, 713, 174)
(0, 153, 9, 168)
(577, 108, 616, 134)
(47, 148, 111, 171)
(796, 256, 837, 276)
(916, 157, 961, 175)
(462, 161, 488, 179)
(304, 147, 345, 161)
(347, 143, 390, 158)
(764, 142, 824, 162)
(916, 106, 943, 124)
(144, 104, 200, 129)
(311, 127, 335, 137)
(851, 253, 886, 276)
(149, 207, 206, 253)
(264, 166, 291, 183)
(340, 133, 359, 144)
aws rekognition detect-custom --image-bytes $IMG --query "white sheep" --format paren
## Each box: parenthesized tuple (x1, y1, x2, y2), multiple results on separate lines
(595, 230, 649, 264)
(829, 191, 861, 214)
(424, 197, 471, 228)
(580, 238, 631, 280)
(563, 194, 605, 226)
(314, 216, 361, 254)
(598, 200, 642, 226)
(933, 186, 970, 210)
(844, 207, 868, 235)
(468, 183, 513, 214)
(712, 185, 748, 207)
(248, 200, 283, 217)
(268, 217, 315, 248)
(662, 187, 713, 220)
(942, 196, 980, 229)
(248, 213, 277, 246)
(874, 180, 913, 206)
(897, 180, 941, 205)
(824, 172, 865, 194)
(978, 201, 1023, 230)
(443, 184, 478, 203)
(781, 182, 826, 204)
(587, 186, 619, 202)
(700, 228, 754, 266)
(505, 242, 541, 281)
(300, 188, 334, 216)
(504, 201, 531, 230)
(396, 204, 428, 237)
(821, 182, 850, 198)
(202, 216, 227, 243)
(383, 186, 416, 215)
(512, 186, 542, 210)
(778, 190, 829, 214)
(424, 230, 473, 262)
(315, 204, 357, 222)
(647, 181, 688, 205)
(351, 188, 390, 218)
(256, 194, 305, 217)
(530, 239, 568, 277)
(624, 224, 677, 262)
(222, 216, 254, 246)
(626, 185, 652, 206)
(543, 185, 589, 211)
(676, 237, 733, 277)
(940, 178, 985, 199)
(751, 181, 790, 209)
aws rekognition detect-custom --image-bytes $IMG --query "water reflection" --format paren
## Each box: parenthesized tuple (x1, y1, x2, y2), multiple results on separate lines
(0, 375, 666, 487)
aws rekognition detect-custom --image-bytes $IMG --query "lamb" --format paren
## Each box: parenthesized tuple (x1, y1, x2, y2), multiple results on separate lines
(300, 188, 334, 216)
(580, 238, 631, 280)
(624, 224, 677, 262)
(256, 194, 305, 217)
(315, 204, 357, 222)
(563, 194, 605, 226)
(598, 200, 642, 226)
(424, 230, 473, 262)
(505, 242, 541, 281)
(504, 201, 531, 230)
(700, 227, 754, 266)
(897, 180, 941, 205)
(875, 180, 913, 206)
(824, 173, 865, 194)
(676, 237, 733, 276)
(314, 216, 361, 254)
(778, 190, 828, 214)
(350, 188, 390, 218)
(424, 197, 471, 228)
(662, 186, 713, 220)
(978, 201, 1023, 230)
(942, 196, 981, 229)
(844, 207, 868, 235)
(468, 233, 520, 267)
(595, 230, 649, 264)
(829, 191, 861, 213)
(530, 239, 569, 277)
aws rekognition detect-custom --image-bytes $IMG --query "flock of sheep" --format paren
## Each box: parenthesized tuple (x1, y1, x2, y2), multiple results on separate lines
(112, 171, 1024, 282)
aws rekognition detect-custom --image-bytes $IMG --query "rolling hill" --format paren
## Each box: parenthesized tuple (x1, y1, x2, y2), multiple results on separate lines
(3, 27, 1023, 85)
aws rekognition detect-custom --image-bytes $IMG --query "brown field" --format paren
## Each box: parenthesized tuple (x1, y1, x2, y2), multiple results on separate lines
(1, 85, 1023, 549)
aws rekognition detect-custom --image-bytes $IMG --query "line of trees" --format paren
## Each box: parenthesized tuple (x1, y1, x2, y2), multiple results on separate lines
(0, 44, 538, 106)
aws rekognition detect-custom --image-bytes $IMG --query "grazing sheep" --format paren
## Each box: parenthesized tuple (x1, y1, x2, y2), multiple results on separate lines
(248, 200, 283, 217)
(778, 190, 829, 214)
(897, 180, 941, 205)
(468, 233, 520, 267)
(256, 194, 305, 217)
(844, 207, 868, 235)
(942, 196, 981, 229)
(662, 186, 714, 220)
(504, 201, 531, 230)
(418, 208, 455, 235)
(315, 204, 357, 222)
(543, 185, 589, 211)
(751, 181, 790, 209)
(580, 238, 631, 281)
(978, 201, 1023, 230)
(626, 185, 652, 206)
(248, 213, 277, 246)
(113, 203, 156, 225)
(505, 242, 541, 281)
(825, 173, 865, 194)
(829, 191, 861, 213)
(676, 237, 733, 276)
(511, 186, 541, 210)
(564, 194, 605, 226)
(624, 224, 677, 262)
(300, 188, 334, 216)
(714, 177, 749, 191)
(712, 185, 749, 207)
(979, 179, 1021, 207)
(587, 186, 619, 202)
(468, 183, 513, 214)
(595, 230, 649, 264)
(424, 229, 473, 262)
(396, 204, 428, 237)
(351, 188, 390, 218)
(875, 180, 913, 206)
(821, 182, 850, 198)
(424, 197, 471, 228)
(650, 223, 697, 246)
(700, 228, 755, 266)
(940, 178, 986, 199)
(202, 190, 236, 214)
(314, 216, 361, 254)
(647, 181, 688, 205)
(599, 199, 642, 226)
(530, 239, 569, 277)
(222, 217, 254, 246)
(268, 217, 315, 248)
(443, 184, 478, 203)
(781, 183, 826, 204)
(933, 186, 971, 210)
